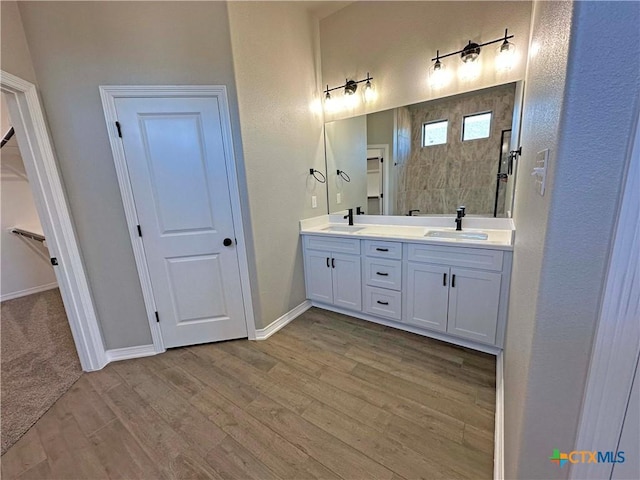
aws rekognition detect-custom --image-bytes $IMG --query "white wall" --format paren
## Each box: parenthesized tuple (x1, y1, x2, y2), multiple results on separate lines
(15, 1, 245, 348)
(227, 1, 327, 329)
(505, 1, 640, 478)
(320, 1, 532, 121)
(1, 94, 57, 301)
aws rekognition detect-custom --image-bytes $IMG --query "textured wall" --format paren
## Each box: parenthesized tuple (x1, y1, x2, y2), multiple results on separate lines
(397, 84, 515, 216)
(228, 2, 327, 329)
(17, 1, 243, 348)
(320, 1, 531, 122)
(0, 2, 37, 84)
(505, 1, 640, 478)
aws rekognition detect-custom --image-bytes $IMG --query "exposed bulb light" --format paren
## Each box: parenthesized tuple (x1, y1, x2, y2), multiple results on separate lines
(362, 73, 376, 102)
(429, 51, 449, 88)
(460, 41, 481, 64)
(324, 86, 338, 112)
(495, 29, 517, 72)
(459, 58, 481, 81)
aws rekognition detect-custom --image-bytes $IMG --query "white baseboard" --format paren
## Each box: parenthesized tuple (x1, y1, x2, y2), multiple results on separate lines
(1, 282, 58, 302)
(105, 344, 157, 362)
(494, 351, 504, 480)
(255, 300, 312, 340)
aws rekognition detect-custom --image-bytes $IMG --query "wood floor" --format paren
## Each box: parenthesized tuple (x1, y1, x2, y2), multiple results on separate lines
(1, 307, 496, 480)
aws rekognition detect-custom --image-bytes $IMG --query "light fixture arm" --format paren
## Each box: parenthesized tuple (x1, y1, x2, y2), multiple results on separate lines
(431, 29, 514, 62)
(324, 72, 374, 94)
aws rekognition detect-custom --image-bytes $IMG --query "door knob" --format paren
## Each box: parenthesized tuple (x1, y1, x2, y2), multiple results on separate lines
(223, 238, 233, 247)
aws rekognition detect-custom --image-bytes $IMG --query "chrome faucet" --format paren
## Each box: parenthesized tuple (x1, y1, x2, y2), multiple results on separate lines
(344, 208, 354, 226)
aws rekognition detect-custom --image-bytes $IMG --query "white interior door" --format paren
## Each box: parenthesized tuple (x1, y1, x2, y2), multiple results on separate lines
(114, 96, 247, 348)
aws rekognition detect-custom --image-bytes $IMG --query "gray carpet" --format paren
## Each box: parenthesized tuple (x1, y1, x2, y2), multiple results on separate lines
(1, 288, 83, 454)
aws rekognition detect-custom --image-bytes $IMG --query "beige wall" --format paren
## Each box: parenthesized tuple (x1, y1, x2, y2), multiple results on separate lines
(505, 1, 640, 478)
(16, 1, 244, 348)
(320, 1, 531, 122)
(0, 1, 37, 84)
(227, 2, 327, 328)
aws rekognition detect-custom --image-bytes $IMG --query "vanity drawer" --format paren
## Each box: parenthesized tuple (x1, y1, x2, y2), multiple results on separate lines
(363, 240, 402, 259)
(407, 244, 503, 271)
(364, 286, 402, 320)
(304, 235, 360, 254)
(364, 257, 402, 291)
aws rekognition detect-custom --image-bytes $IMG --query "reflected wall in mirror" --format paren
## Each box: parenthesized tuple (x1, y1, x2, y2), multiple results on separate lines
(324, 82, 522, 218)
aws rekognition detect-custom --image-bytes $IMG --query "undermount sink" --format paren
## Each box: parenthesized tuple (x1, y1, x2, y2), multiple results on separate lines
(425, 230, 489, 240)
(321, 225, 365, 233)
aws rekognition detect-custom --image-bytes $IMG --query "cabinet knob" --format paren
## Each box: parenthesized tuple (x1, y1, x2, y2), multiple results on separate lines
(223, 238, 233, 247)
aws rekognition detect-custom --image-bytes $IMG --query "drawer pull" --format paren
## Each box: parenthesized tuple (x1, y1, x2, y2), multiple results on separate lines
(376, 247, 389, 252)
(443, 273, 447, 286)
(376, 300, 389, 305)
(326, 257, 330, 268)
(331, 258, 335, 269)
(452, 274, 456, 288)
(376, 272, 389, 276)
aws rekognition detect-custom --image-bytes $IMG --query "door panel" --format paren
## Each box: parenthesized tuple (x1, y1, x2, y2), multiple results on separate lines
(332, 253, 362, 310)
(305, 250, 333, 304)
(115, 96, 247, 348)
(447, 268, 501, 343)
(405, 263, 449, 332)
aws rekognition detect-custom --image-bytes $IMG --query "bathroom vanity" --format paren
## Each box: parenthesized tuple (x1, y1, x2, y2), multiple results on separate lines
(300, 214, 514, 354)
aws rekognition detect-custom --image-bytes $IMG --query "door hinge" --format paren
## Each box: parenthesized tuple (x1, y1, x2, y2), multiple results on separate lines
(137, 225, 142, 237)
(380, 157, 383, 163)
(155, 311, 159, 323)
(115, 121, 122, 138)
(380, 193, 384, 198)
(50, 257, 58, 266)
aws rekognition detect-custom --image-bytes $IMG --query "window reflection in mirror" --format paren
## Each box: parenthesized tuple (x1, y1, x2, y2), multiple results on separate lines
(323, 82, 522, 218)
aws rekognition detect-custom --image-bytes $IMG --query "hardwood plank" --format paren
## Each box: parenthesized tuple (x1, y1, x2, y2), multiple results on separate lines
(463, 423, 495, 456)
(205, 435, 281, 480)
(245, 394, 394, 480)
(302, 400, 463, 480)
(350, 363, 495, 431)
(191, 345, 313, 414)
(0, 428, 47, 479)
(14, 459, 52, 480)
(190, 388, 339, 480)
(34, 401, 109, 479)
(114, 362, 227, 457)
(58, 376, 116, 437)
(88, 419, 164, 479)
(212, 340, 278, 372)
(84, 366, 122, 394)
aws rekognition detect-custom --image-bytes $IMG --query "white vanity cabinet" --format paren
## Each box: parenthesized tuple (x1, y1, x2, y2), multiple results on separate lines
(303, 236, 362, 311)
(405, 244, 506, 345)
(302, 229, 512, 352)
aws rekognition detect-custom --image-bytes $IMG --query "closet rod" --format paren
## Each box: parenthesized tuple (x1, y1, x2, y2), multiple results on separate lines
(11, 228, 46, 243)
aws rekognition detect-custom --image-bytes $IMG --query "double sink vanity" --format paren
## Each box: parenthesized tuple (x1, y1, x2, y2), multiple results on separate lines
(300, 214, 514, 353)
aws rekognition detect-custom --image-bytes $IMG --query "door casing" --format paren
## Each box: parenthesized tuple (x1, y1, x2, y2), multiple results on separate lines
(100, 85, 256, 353)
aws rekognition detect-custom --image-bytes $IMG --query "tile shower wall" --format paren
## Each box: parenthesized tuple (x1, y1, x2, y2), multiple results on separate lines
(397, 83, 516, 216)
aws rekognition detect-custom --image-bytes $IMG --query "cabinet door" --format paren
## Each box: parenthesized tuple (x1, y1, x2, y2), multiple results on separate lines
(447, 268, 501, 343)
(405, 263, 449, 332)
(304, 250, 333, 304)
(332, 253, 362, 311)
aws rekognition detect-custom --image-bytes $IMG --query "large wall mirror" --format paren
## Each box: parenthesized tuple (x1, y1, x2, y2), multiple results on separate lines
(324, 81, 523, 218)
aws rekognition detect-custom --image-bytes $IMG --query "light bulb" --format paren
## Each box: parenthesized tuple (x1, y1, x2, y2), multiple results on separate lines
(344, 90, 360, 109)
(459, 58, 481, 81)
(363, 80, 377, 102)
(429, 60, 449, 88)
(324, 92, 338, 112)
(496, 40, 517, 72)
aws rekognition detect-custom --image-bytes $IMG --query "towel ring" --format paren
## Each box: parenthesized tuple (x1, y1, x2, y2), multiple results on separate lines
(309, 168, 326, 184)
(337, 169, 351, 182)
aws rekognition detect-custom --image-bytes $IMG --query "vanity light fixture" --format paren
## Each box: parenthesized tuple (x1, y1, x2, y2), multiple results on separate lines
(429, 29, 516, 84)
(323, 73, 375, 109)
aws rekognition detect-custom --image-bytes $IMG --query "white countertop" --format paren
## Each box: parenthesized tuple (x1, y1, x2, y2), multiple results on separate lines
(300, 214, 515, 251)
